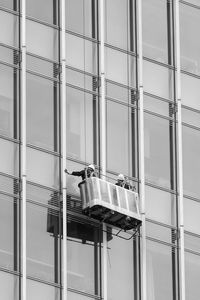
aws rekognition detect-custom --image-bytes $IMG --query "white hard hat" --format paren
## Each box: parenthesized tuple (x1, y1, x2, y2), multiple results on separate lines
(118, 174, 125, 181)
(88, 164, 95, 171)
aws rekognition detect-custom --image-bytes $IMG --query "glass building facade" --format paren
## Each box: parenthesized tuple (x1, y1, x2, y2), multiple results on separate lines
(0, 0, 199, 299)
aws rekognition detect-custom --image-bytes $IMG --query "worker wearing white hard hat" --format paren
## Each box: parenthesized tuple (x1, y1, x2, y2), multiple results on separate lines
(64, 164, 96, 187)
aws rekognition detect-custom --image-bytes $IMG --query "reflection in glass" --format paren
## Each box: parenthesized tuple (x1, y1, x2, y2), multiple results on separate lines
(180, 4, 200, 75)
(106, 0, 128, 49)
(27, 279, 60, 300)
(182, 126, 200, 199)
(147, 240, 175, 299)
(144, 113, 171, 189)
(27, 74, 57, 150)
(27, 20, 58, 61)
(66, 87, 94, 163)
(143, 0, 169, 63)
(185, 251, 200, 300)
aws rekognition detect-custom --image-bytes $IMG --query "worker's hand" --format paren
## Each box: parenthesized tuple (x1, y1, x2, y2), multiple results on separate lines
(64, 169, 70, 174)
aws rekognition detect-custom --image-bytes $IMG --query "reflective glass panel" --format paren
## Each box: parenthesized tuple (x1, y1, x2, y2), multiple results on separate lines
(184, 198, 200, 235)
(0, 271, 19, 300)
(27, 20, 58, 61)
(66, 87, 94, 163)
(0, 194, 14, 270)
(143, 60, 174, 100)
(107, 101, 132, 175)
(106, 47, 128, 85)
(66, 0, 94, 38)
(67, 224, 99, 295)
(108, 233, 134, 300)
(182, 125, 200, 198)
(144, 113, 171, 189)
(185, 251, 200, 300)
(27, 0, 56, 24)
(27, 279, 60, 300)
(182, 107, 200, 129)
(0, 138, 19, 176)
(0, 0, 15, 10)
(0, 64, 16, 138)
(66, 34, 97, 74)
(180, 4, 200, 75)
(27, 148, 59, 189)
(106, 0, 128, 49)
(143, 0, 169, 63)
(144, 94, 172, 117)
(147, 240, 175, 299)
(27, 203, 59, 282)
(181, 72, 200, 111)
(27, 74, 57, 151)
(0, 10, 18, 47)
(145, 185, 176, 226)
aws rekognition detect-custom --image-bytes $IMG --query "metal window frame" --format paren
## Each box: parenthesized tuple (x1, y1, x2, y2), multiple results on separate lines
(61, 0, 67, 299)
(174, 1, 186, 299)
(137, 1, 147, 300)
(21, 0, 26, 299)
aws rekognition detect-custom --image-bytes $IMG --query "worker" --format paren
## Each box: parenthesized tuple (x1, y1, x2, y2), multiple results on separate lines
(65, 164, 96, 187)
(115, 174, 135, 190)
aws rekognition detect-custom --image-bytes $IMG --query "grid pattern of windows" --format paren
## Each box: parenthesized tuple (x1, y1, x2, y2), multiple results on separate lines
(0, 0, 199, 299)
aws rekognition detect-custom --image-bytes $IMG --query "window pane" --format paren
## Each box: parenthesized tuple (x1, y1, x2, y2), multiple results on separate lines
(107, 101, 133, 175)
(181, 73, 200, 111)
(185, 252, 200, 300)
(144, 114, 171, 189)
(27, 148, 59, 189)
(182, 126, 200, 198)
(143, 60, 174, 100)
(27, 20, 58, 61)
(143, 0, 170, 63)
(0, 10, 18, 47)
(146, 185, 176, 226)
(106, 0, 128, 49)
(0, 64, 16, 138)
(27, 0, 55, 24)
(0, 138, 19, 176)
(66, 87, 94, 163)
(66, 0, 94, 38)
(0, 0, 15, 10)
(27, 74, 57, 151)
(67, 221, 99, 295)
(0, 195, 15, 270)
(0, 271, 19, 300)
(66, 34, 97, 74)
(27, 279, 60, 300)
(147, 240, 175, 299)
(106, 47, 128, 85)
(27, 203, 58, 282)
(180, 4, 200, 75)
(108, 233, 134, 300)
(184, 198, 200, 235)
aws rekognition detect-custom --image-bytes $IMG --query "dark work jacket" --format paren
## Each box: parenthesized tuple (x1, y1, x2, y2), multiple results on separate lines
(115, 182, 130, 190)
(71, 169, 96, 181)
